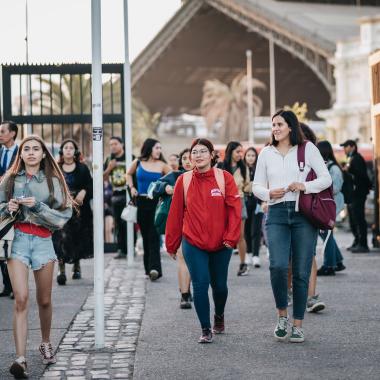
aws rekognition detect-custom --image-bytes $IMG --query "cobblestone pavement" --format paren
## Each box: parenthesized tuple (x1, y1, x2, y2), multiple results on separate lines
(42, 259, 146, 380)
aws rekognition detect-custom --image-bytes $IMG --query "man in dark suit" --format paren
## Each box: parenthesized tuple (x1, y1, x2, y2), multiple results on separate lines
(340, 139, 372, 253)
(0, 121, 19, 298)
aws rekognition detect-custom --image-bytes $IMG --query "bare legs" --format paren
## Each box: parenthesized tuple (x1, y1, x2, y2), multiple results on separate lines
(238, 221, 246, 264)
(8, 259, 55, 358)
(34, 261, 55, 342)
(308, 258, 317, 298)
(8, 260, 29, 357)
(177, 249, 191, 294)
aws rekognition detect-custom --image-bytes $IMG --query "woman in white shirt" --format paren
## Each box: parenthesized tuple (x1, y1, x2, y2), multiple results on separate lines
(253, 110, 331, 343)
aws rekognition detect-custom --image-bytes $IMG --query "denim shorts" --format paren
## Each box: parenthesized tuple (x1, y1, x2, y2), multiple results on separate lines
(10, 229, 56, 271)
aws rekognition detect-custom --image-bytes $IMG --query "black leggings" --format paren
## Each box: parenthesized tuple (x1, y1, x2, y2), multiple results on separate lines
(137, 197, 162, 276)
(244, 199, 263, 257)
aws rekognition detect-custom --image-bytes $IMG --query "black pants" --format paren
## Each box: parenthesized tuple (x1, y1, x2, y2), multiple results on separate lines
(348, 195, 368, 247)
(0, 261, 12, 293)
(244, 197, 263, 257)
(111, 192, 127, 253)
(137, 197, 162, 276)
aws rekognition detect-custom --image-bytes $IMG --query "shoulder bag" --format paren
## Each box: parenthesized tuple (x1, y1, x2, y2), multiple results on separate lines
(297, 142, 336, 230)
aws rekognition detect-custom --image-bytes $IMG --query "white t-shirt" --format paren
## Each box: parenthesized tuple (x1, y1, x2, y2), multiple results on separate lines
(252, 143, 332, 209)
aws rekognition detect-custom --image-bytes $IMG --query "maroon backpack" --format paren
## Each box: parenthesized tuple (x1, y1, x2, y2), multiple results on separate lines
(297, 142, 336, 230)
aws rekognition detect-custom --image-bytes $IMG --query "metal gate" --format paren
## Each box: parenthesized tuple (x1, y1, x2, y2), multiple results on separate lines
(0, 63, 125, 159)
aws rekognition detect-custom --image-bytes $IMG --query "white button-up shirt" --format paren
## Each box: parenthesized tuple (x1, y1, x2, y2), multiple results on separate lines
(252, 143, 332, 209)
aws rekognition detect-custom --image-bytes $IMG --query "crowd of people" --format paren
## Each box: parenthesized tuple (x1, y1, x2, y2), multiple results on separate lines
(0, 108, 374, 376)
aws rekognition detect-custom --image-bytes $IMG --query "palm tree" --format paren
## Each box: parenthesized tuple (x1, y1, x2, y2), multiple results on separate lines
(200, 72, 266, 142)
(32, 74, 158, 157)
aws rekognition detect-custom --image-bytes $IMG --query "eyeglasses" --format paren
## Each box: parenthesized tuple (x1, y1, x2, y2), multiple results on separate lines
(191, 149, 209, 156)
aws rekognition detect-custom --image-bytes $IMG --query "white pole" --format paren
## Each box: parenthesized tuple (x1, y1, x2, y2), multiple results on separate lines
(25, 0, 32, 135)
(123, 0, 134, 266)
(246, 50, 254, 144)
(91, 0, 104, 349)
(269, 36, 276, 116)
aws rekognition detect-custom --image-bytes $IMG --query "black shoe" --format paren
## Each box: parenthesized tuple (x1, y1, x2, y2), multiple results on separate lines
(237, 263, 248, 276)
(0, 289, 12, 297)
(351, 245, 370, 253)
(57, 273, 67, 286)
(72, 271, 81, 280)
(180, 293, 192, 309)
(335, 262, 346, 272)
(347, 242, 358, 251)
(10, 357, 28, 379)
(317, 266, 335, 276)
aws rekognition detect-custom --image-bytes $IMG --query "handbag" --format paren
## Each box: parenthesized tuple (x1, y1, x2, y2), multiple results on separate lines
(121, 201, 137, 223)
(0, 210, 19, 260)
(0, 210, 19, 240)
(297, 142, 336, 230)
(121, 186, 137, 223)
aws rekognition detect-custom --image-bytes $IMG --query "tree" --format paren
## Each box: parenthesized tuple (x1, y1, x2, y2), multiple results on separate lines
(284, 102, 308, 123)
(200, 72, 266, 142)
(32, 75, 158, 156)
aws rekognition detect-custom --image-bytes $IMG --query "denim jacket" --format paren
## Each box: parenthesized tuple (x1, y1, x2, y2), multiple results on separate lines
(0, 170, 72, 231)
(327, 160, 344, 216)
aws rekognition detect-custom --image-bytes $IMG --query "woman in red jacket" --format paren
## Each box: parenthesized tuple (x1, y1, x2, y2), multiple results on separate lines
(166, 138, 241, 343)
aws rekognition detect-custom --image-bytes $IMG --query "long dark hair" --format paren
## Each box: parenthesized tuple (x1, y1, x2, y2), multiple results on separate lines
(221, 141, 247, 179)
(4, 135, 73, 210)
(317, 140, 341, 169)
(244, 147, 258, 167)
(244, 146, 258, 179)
(178, 148, 190, 171)
(300, 122, 317, 145)
(139, 138, 166, 162)
(58, 139, 82, 165)
(271, 109, 304, 146)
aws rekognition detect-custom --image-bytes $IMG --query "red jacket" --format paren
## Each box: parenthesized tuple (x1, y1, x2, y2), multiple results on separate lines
(165, 168, 241, 253)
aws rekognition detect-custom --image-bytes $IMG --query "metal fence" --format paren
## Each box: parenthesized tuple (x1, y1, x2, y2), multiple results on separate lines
(0, 63, 125, 158)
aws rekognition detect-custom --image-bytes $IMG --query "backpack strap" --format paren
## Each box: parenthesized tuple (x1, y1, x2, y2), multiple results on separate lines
(297, 141, 308, 172)
(183, 170, 193, 206)
(183, 168, 225, 206)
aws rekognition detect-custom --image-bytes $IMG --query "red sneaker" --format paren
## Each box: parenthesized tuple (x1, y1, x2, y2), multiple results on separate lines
(212, 314, 225, 334)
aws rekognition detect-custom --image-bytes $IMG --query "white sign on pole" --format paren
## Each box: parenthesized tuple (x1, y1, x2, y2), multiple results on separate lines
(91, 0, 105, 349)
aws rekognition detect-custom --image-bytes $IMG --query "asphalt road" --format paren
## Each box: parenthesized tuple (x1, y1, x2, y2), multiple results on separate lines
(133, 229, 380, 380)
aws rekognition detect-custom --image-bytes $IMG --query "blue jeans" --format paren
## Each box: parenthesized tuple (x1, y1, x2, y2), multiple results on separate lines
(182, 238, 232, 329)
(266, 202, 317, 320)
(319, 230, 343, 268)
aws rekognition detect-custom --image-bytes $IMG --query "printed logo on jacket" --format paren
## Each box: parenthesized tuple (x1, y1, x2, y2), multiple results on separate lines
(211, 188, 223, 197)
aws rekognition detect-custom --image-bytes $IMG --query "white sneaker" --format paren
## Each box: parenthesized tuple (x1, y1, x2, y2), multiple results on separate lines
(252, 256, 261, 268)
(245, 254, 253, 266)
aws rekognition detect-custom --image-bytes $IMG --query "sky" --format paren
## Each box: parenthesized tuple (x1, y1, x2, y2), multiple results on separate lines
(0, 0, 181, 64)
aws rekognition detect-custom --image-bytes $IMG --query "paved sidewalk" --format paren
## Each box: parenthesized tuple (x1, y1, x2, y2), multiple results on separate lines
(42, 258, 146, 380)
(0, 258, 96, 379)
(133, 230, 380, 380)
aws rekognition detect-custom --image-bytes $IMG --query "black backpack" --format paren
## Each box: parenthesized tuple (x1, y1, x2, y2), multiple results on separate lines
(327, 163, 354, 205)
